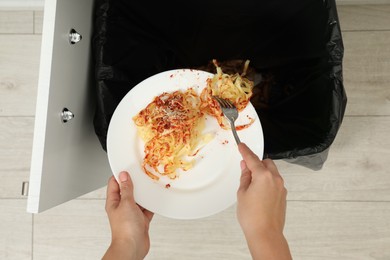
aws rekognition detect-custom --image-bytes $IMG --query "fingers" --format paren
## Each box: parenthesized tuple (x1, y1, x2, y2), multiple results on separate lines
(238, 143, 258, 160)
(237, 143, 284, 183)
(143, 209, 154, 223)
(238, 160, 251, 192)
(118, 171, 135, 203)
(238, 143, 265, 172)
(137, 204, 155, 223)
(105, 176, 120, 212)
(262, 159, 282, 178)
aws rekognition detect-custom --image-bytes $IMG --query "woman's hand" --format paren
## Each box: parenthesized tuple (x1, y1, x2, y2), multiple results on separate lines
(103, 171, 154, 260)
(236, 143, 292, 260)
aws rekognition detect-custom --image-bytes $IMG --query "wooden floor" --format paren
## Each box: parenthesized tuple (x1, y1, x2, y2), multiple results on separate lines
(1, 4, 390, 260)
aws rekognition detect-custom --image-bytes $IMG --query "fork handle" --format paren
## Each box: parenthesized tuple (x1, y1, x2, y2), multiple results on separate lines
(229, 120, 241, 145)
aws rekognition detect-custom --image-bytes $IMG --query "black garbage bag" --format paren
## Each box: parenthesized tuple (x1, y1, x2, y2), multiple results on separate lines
(92, 0, 347, 170)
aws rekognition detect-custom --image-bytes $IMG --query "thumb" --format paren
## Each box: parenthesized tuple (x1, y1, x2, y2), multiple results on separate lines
(118, 171, 135, 202)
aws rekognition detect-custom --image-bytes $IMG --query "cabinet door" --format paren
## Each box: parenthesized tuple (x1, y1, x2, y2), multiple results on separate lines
(27, 0, 111, 213)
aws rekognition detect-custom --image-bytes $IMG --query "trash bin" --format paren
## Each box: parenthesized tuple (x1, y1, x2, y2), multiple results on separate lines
(92, 0, 347, 170)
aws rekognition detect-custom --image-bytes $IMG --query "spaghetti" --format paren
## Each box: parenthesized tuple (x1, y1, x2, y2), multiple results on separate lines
(200, 59, 254, 129)
(134, 60, 255, 181)
(133, 89, 205, 180)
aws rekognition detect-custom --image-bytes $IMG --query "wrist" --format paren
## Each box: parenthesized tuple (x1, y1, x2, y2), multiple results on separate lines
(242, 224, 280, 238)
(103, 238, 137, 260)
(112, 236, 136, 246)
(244, 230, 292, 260)
(110, 238, 137, 258)
(245, 228, 285, 243)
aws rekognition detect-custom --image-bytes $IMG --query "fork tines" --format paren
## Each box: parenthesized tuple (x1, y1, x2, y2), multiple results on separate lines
(212, 96, 234, 108)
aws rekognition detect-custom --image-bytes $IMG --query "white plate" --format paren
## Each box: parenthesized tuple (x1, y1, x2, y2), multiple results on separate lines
(107, 69, 264, 219)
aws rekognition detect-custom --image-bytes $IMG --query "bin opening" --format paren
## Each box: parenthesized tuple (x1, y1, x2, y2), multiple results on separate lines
(92, 0, 347, 170)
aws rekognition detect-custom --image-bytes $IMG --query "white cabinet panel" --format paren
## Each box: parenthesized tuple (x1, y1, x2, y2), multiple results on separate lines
(27, 0, 111, 213)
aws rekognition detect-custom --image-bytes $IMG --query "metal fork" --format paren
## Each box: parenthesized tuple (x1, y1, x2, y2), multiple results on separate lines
(213, 96, 241, 144)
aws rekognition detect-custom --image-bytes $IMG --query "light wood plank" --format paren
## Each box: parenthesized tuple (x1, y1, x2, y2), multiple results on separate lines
(338, 4, 390, 31)
(0, 35, 41, 116)
(151, 202, 390, 260)
(0, 1, 44, 10)
(33, 199, 112, 260)
(277, 116, 390, 202)
(33, 200, 250, 260)
(33, 10, 43, 34)
(147, 206, 250, 260)
(0, 170, 30, 198)
(342, 31, 390, 116)
(0, 117, 34, 172)
(337, 0, 390, 5)
(285, 201, 390, 260)
(0, 200, 32, 260)
(32, 199, 390, 260)
(0, 11, 33, 34)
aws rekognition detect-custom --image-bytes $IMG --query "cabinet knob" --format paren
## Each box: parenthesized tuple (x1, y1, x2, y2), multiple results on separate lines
(69, 29, 82, 44)
(61, 108, 74, 123)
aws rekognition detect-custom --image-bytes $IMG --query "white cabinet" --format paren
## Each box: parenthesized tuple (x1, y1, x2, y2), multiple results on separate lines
(27, 0, 111, 213)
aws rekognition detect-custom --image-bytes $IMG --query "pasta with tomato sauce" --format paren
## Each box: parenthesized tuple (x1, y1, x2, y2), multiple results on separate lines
(133, 60, 254, 181)
(133, 89, 206, 181)
(200, 59, 255, 129)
